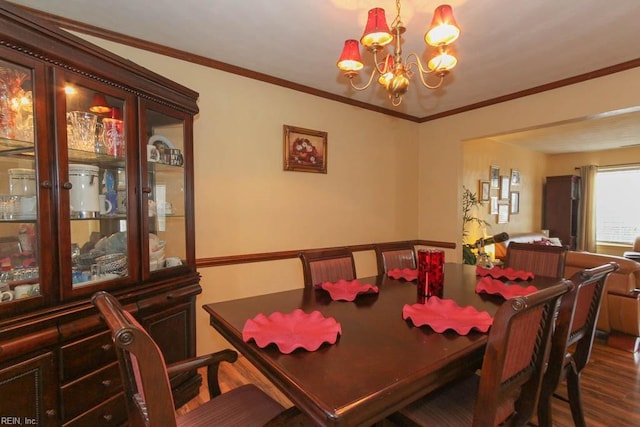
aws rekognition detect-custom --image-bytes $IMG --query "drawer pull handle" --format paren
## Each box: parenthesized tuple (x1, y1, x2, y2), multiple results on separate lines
(102, 379, 112, 387)
(101, 344, 112, 352)
(46, 409, 56, 417)
(103, 414, 113, 422)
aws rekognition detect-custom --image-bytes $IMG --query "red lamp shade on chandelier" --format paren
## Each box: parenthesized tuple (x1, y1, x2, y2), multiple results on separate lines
(337, 39, 364, 74)
(360, 8, 393, 49)
(336, 1, 461, 107)
(425, 4, 461, 47)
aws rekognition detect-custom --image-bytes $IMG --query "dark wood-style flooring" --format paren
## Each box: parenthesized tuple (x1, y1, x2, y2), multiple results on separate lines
(177, 337, 640, 426)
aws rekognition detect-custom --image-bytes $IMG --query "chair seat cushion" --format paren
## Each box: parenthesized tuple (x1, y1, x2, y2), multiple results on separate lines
(177, 384, 285, 427)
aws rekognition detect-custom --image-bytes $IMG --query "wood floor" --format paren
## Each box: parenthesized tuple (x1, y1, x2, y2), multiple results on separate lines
(177, 337, 640, 426)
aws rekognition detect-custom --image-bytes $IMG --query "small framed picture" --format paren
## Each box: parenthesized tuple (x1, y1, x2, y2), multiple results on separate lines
(497, 203, 509, 224)
(480, 180, 490, 201)
(511, 169, 520, 185)
(490, 196, 498, 214)
(490, 166, 500, 189)
(510, 191, 520, 214)
(283, 125, 328, 173)
(500, 175, 510, 200)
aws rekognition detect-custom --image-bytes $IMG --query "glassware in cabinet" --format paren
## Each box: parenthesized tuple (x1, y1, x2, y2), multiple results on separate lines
(143, 106, 188, 273)
(62, 79, 133, 292)
(0, 58, 39, 307)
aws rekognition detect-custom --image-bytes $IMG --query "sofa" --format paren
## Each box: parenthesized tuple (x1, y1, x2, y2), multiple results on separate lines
(494, 232, 558, 261)
(565, 251, 640, 352)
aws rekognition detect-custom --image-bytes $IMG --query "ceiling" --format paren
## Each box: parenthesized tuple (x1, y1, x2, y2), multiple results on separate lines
(6, 0, 640, 153)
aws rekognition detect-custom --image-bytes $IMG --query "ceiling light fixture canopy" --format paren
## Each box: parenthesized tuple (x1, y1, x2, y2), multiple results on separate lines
(337, 1, 460, 107)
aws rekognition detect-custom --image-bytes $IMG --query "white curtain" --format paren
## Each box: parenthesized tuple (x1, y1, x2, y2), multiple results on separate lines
(578, 165, 597, 252)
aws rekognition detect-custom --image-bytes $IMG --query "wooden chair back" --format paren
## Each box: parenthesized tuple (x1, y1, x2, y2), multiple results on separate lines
(92, 291, 178, 427)
(299, 248, 356, 287)
(374, 242, 416, 274)
(505, 242, 568, 278)
(473, 279, 571, 426)
(537, 262, 618, 427)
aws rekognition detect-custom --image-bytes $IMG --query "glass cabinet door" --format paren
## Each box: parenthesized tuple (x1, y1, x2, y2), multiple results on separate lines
(0, 58, 40, 308)
(61, 75, 135, 296)
(142, 104, 189, 274)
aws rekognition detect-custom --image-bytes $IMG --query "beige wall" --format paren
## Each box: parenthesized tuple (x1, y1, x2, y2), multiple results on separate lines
(416, 67, 640, 262)
(547, 145, 640, 176)
(80, 34, 640, 354)
(462, 139, 548, 244)
(79, 35, 421, 353)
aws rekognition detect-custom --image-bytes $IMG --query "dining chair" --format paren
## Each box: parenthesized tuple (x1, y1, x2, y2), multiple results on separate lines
(389, 279, 571, 426)
(299, 247, 356, 287)
(505, 242, 568, 278)
(374, 242, 417, 274)
(537, 262, 619, 427)
(91, 291, 308, 427)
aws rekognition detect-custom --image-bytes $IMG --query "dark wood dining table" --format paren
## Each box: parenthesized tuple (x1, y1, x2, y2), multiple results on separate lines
(202, 263, 559, 426)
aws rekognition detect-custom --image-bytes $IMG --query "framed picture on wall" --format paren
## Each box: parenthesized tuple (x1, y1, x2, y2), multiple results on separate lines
(490, 166, 500, 189)
(283, 124, 328, 173)
(480, 180, 490, 201)
(497, 203, 509, 224)
(510, 191, 520, 214)
(511, 169, 520, 185)
(500, 175, 510, 200)
(490, 196, 498, 214)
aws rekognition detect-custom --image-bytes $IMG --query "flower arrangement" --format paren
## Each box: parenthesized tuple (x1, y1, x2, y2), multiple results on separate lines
(291, 137, 320, 165)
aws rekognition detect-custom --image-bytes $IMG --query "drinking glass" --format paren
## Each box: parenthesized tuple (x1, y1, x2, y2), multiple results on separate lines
(69, 111, 97, 151)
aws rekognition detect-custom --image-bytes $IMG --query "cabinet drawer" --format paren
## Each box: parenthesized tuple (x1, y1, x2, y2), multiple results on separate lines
(60, 331, 116, 382)
(61, 361, 122, 422)
(63, 392, 128, 427)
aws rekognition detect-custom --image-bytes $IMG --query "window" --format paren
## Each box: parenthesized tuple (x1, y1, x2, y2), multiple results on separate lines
(595, 167, 640, 244)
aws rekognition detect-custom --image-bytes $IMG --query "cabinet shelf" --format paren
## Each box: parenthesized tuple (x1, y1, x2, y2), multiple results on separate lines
(0, 217, 36, 223)
(68, 148, 125, 165)
(0, 136, 34, 154)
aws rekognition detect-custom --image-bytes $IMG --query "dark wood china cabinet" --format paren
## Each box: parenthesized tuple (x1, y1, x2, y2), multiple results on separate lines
(544, 175, 580, 251)
(0, 2, 201, 425)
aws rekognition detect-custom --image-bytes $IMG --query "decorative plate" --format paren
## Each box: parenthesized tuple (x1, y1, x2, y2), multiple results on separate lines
(476, 265, 534, 281)
(402, 297, 493, 334)
(387, 268, 418, 281)
(475, 277, 538, 299)
(320, 279, 378, 301)
(242, 309, 342, 354)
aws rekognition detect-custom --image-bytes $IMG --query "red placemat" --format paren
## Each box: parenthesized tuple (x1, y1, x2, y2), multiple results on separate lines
(243, 309, 342, 354)
(320, 279, 378, 301)
(475, 277, 538, 299)
(476, 265, 534, 281)
(387, 268, 418, 281)
(402, 297, 493, 334)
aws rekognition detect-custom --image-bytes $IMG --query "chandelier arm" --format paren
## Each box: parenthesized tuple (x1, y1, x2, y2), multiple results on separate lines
(372, 50, 391, 75)
(347, 67, 379, 92)
(405, 53, 445, 89)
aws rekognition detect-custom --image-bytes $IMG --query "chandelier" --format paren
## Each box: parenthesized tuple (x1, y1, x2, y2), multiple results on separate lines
(337, 1, 460, 106)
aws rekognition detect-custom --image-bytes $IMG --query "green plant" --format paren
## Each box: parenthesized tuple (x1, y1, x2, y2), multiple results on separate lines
(462, 186, 490, 265)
